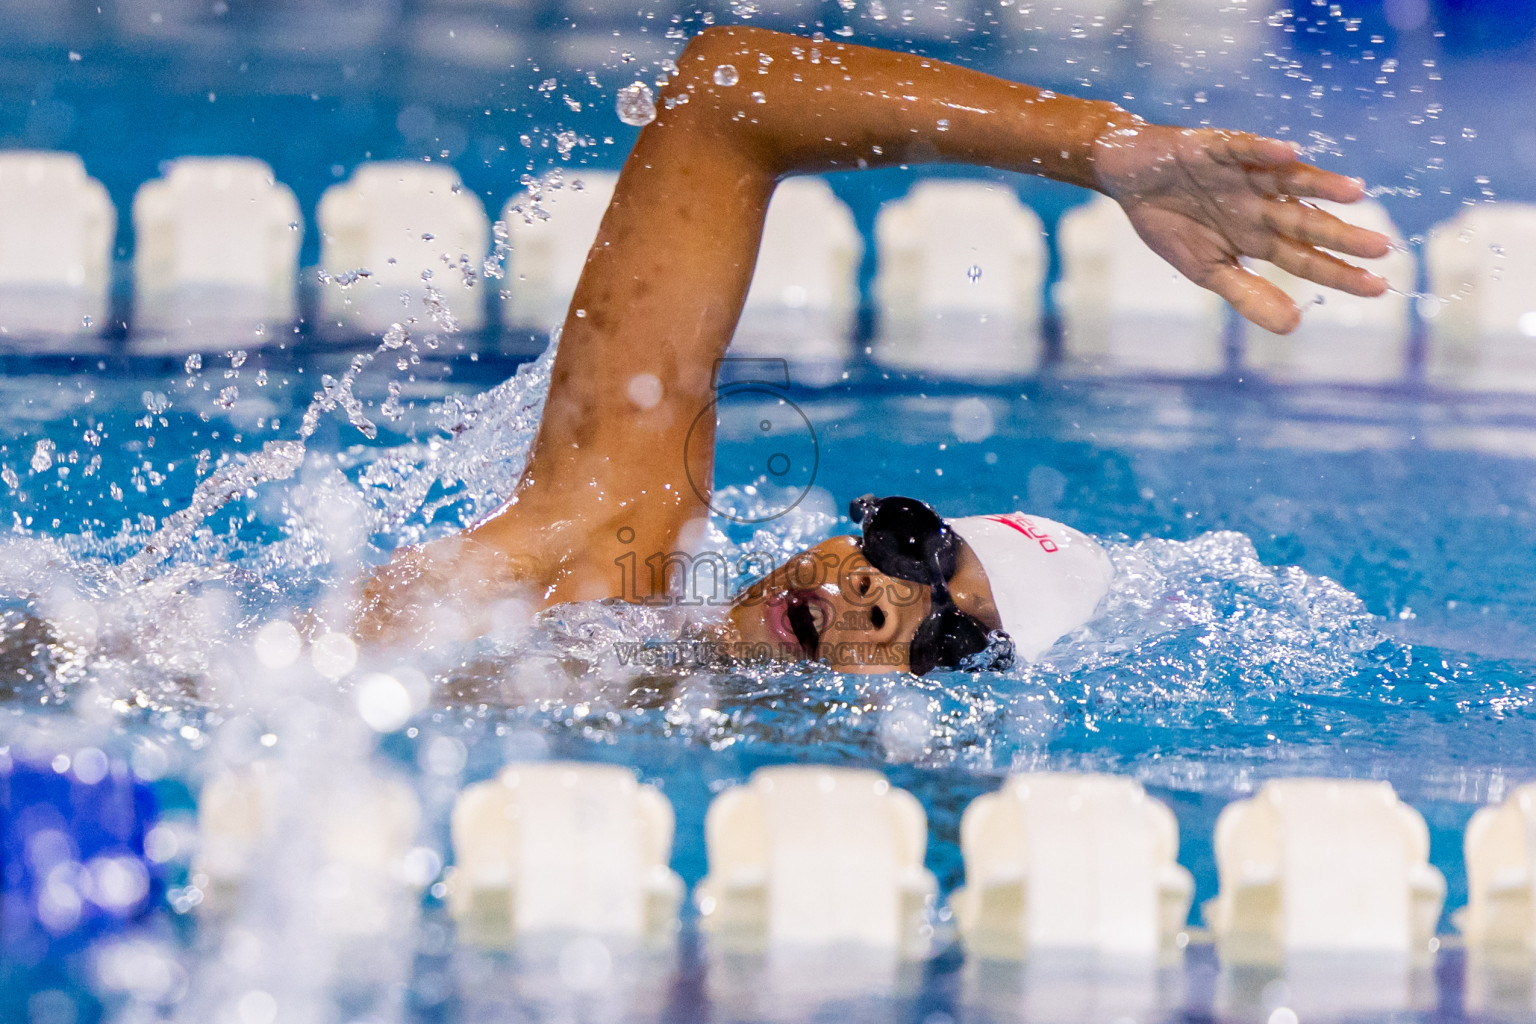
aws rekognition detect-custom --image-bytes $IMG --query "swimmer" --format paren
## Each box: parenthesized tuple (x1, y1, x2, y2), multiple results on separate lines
(358, 26, 1391, 674)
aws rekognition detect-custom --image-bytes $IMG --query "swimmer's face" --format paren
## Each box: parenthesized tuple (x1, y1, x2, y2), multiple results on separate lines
(724, 534, 1000, 674)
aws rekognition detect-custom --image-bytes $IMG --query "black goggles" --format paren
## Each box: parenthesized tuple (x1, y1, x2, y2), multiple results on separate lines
(849, 494, 1014, 676)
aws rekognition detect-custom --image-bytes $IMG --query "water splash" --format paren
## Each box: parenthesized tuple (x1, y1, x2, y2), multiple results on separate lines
(1, 349, 1419, 792)
(348, 336, 559, 549)
(390, 529, 1398, 780)
(111, 440, 306, 587)
(0, 278, 565, 713)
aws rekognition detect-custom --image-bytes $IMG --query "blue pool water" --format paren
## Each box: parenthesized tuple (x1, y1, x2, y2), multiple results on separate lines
(4, 333, 1536, 1019)
(6, 0, 1536, 1019)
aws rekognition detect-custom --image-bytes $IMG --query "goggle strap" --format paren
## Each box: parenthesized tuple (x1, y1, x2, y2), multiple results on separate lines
(926, 547, 953, 605)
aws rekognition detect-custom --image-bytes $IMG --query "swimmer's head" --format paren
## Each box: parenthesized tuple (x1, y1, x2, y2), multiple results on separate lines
(724, 496, 1114, 674)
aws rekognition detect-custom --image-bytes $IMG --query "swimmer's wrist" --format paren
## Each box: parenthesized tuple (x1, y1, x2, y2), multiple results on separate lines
(1089, 116, 1180, 200)
(1022, 96, 1146, 192)
(1082, 106, 1149, 191)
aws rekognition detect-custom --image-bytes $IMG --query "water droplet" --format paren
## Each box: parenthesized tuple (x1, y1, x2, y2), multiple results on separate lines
(184, 353, 202, 373)
(950, 397, 995, 442)
(936, 118, 951, 131)
(714, 64, 739, 87)
(356, 672, 416, 733)
(30, 439, 55, 473)
(311, 632, 358, 680)
(1462, 127, 1477, 140)
(615, 82, 657, 126)
(751, 91, 767, 104)
(80, 315, 92, 329)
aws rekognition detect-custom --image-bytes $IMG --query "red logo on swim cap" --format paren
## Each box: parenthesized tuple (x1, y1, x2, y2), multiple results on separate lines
(982, 512, 1058, 553)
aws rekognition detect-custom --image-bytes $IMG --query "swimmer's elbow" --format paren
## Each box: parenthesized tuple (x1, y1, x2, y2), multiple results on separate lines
(637, 27, 780, 168)
(660, 26, 853, 178)
(678, 25, 770, 69)
(667, 26, 780, 132)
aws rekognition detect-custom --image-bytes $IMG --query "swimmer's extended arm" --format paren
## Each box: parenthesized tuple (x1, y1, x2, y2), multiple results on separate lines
(360, 26, 1388, 629)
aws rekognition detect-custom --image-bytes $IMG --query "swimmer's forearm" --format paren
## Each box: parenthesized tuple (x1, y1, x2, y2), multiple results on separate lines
(663, 26, 1141, 191)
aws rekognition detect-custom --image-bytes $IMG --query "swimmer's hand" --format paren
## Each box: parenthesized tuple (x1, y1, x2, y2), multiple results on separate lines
(1092, 124, 1391, 335)
(355, 538, 539, 649)
(355, 544, 451, 646)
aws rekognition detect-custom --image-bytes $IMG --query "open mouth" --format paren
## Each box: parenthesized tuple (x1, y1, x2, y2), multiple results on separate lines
(784, 590, 830, 659)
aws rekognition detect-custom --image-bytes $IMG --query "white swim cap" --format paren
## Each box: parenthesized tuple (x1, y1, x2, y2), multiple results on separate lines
(948, 512, 1115, 661)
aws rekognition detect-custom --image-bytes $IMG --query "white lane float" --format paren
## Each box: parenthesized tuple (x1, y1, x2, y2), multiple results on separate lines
(0, 150, 115, 346)
(875, 179, 1045, 378)
(318, 161, 490, 335)
(132, 157, 302, 350)
(446, 760, 683, 946)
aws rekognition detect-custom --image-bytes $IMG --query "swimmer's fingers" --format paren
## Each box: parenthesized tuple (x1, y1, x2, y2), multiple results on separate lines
(1280, 167, 1369, 205)
(1200, 261, 1301, 335)
(1264, 239, 1391, 299)
(1263, 162, 1371, 205)
(1203, 130, 1304, 169)
(1261, 197, 1392, 260)
(1200, 131, 1371, 208)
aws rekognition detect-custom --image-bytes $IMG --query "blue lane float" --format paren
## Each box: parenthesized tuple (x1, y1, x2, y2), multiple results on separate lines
(0, 748, 162, 967)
